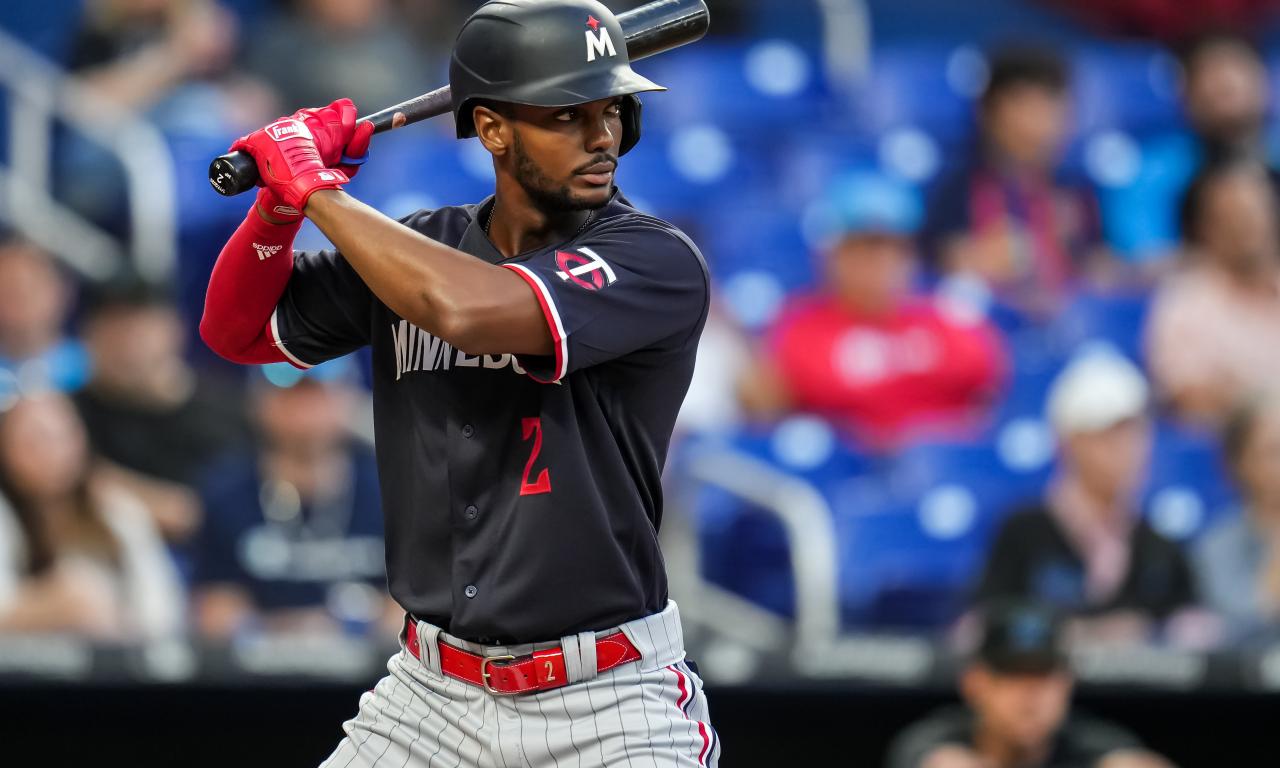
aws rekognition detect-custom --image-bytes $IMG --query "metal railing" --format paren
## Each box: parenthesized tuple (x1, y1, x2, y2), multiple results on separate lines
(670, 443, 842, 659)
(0, 26, 176, 283)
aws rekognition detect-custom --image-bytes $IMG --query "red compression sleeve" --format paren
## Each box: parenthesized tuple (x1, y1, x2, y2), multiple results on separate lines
(200, 208, 304, 364)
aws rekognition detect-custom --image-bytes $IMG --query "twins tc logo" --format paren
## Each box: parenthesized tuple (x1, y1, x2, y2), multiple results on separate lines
(555, 247, 617, 290)
(584, 15, 616, 62)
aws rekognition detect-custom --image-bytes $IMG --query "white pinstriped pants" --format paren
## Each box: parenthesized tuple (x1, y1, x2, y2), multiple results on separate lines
(319, 601, 720, 768)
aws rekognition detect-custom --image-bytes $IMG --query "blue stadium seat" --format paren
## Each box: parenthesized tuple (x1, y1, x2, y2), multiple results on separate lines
(680, 421, 873, 618)
(835, 487, 995, 629)
(613, 126, 770, 217)
(700, 196, 815, 291)
(1071, 46, 1183, 136)
(1142, 421, 1238, 543)
(1050, 291, 1152, 365)
(344, 128, 494, 215)
(635, 41, 829, 136)
(691, 484, 796, 617)
(844, 46, 977, 143)
(831, 435, 1054, 628)
(0, 0, 85, 61)
(887, 436, 1053, 516)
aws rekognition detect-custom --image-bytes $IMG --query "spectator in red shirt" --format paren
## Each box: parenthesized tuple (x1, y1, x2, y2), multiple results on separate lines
(740, 173, 1007, 448)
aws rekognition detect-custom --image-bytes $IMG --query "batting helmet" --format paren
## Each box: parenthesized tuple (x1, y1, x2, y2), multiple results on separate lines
(449, 0, 665, 155)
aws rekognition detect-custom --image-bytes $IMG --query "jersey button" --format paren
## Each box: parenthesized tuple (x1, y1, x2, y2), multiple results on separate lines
(464, 505, 479, 520)
(464, 585, 478, 599)
(461, 424, 475, 438)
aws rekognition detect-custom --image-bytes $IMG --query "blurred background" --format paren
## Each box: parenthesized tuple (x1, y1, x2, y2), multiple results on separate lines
(2, 0, 1280, 765)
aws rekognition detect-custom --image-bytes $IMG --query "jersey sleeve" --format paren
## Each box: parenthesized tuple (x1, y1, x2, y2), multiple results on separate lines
(270, 247, 375, 368)
(500, 216, 709, 382)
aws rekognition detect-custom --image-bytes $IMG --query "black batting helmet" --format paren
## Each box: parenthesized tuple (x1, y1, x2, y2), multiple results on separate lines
(449, 0, 665, 155)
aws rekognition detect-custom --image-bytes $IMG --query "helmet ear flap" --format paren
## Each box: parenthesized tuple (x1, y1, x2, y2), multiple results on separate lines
(619, 94, 643, 156)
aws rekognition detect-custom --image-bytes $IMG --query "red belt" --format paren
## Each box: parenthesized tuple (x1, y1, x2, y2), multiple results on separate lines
(406, 619, 642, 696)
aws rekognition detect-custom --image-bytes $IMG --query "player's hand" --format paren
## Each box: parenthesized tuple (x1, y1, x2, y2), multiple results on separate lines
(229, 114, 351, 213)
(291, 98, 375, 179)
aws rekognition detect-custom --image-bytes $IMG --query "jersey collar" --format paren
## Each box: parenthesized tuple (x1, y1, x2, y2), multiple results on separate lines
(460, 187, 628, 265)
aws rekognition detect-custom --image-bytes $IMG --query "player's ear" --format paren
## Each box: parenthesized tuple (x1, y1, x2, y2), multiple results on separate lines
(473, 105, 509, 156)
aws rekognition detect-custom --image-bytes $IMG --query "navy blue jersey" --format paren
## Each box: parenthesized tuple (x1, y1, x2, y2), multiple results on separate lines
(269, 190, 710, 643)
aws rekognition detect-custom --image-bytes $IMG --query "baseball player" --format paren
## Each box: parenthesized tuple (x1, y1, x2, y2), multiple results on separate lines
(199, 1, 717, 766)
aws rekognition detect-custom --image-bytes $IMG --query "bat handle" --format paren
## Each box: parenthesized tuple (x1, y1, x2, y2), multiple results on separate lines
(208, 151, 260, 197)
(209, 86, 452, 198)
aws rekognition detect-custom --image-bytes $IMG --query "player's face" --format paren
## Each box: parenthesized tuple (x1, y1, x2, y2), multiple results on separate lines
(963, 665, 1072, 755)
(505, 97, 625, 211)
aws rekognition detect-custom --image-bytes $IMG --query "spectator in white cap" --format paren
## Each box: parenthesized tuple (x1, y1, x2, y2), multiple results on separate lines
(973, 350, 1201, 645)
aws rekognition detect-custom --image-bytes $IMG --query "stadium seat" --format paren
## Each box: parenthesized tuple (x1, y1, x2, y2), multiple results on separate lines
(680, 420, 873, 618)
(834, 484, 995, 629)
(1050, 291, 1152, 365)
(636, 41, 829, 136)
(1142, 421, 1238, 543)
(1070, 45, 1183, 136)
(830, 434, 1054, 628)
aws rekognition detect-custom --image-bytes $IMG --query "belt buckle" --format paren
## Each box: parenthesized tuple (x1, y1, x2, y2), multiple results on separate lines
(479, 654, 519, 695)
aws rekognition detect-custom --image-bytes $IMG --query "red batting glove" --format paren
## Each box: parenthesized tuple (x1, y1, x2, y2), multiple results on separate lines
(338, 117, 374, 180)
(229, 117, 349, 213)
(291, 98, 375, 179)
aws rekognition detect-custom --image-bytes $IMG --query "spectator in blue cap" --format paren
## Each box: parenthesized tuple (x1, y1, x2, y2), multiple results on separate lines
(192, 358, 396, 640)
(740, 172, 1007, 449)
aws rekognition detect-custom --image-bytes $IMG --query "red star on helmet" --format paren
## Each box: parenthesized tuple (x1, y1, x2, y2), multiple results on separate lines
(586, 14, 600, 31)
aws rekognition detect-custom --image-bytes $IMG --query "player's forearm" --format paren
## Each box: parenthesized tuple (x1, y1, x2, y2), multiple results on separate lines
(304, 190, 552, 355)
(200, 207, 302, 363)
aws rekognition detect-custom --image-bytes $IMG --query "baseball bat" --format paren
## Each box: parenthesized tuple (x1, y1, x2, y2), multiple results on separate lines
(208, 0, 710, 197)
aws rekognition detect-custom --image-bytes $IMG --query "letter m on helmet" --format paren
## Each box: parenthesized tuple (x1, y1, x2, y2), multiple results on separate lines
(585, 27, 616, 62)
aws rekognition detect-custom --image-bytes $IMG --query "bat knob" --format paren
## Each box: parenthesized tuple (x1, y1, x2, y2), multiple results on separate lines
(208, 151, 260, 197)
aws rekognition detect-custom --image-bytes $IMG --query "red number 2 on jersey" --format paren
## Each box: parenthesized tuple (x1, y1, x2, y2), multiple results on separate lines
(520, 417, 552, 496)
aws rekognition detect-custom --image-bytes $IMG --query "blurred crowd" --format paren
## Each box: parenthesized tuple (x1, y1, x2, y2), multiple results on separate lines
(3, 0, 1280, 675)
(9, 2, 1280, 766)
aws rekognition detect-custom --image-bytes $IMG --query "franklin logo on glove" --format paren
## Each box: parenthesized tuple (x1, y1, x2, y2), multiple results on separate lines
(267, 120, 311, 142)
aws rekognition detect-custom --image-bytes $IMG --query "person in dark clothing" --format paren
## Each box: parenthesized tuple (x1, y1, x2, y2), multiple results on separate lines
(193, 361, 395, 640)
(973, 352, 1209, 645)
(74, 280, 250, 542)
(922, 46, 1110, 321)
(887, 603, 1175, 768)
